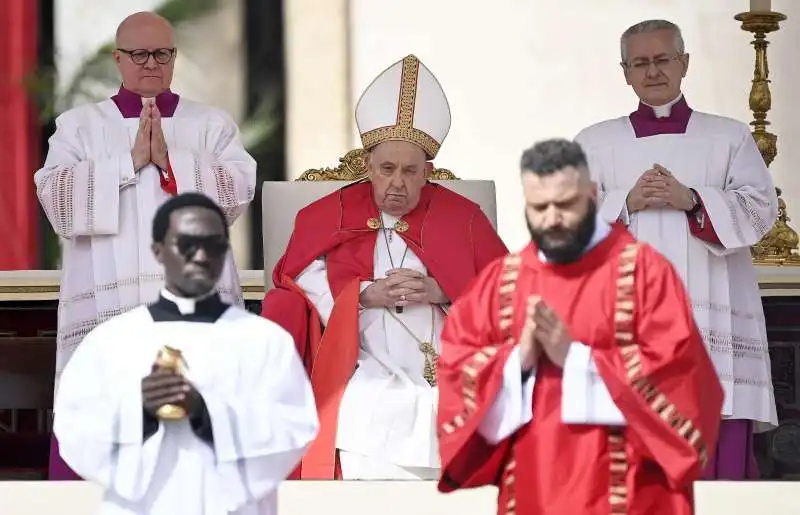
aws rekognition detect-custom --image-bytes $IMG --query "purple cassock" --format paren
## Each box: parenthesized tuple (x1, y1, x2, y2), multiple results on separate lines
(629, 95, 759, 481)
(47, 86, 180, 481)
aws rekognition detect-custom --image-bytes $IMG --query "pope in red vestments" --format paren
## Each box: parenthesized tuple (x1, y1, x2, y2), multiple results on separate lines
(436, 139, 723, 515)
(260, 55, 508, 480)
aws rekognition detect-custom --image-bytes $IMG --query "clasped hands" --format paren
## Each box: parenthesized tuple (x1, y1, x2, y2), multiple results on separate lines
(360, 268, 448, 309)
(131, 101, 169, 173)
(519, 295, 572, 371)
(626, 164, 695, 214)
(141, 365, 203, 419)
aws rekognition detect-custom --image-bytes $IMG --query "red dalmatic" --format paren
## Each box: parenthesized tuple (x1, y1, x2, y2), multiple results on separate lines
(260, 181, 508, 479)
(436, 224, 724, 515)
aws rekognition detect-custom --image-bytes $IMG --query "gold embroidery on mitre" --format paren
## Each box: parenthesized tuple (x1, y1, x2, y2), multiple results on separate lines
(367, 218, 381, 230)
(397, 55, 418, 129)
(360, 55, 442, 159)
(361, 127, 441, 160)
(613, 243, 710, 468)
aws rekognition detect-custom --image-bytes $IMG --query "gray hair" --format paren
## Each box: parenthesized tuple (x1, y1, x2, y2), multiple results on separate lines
(620, 19, 685, 62)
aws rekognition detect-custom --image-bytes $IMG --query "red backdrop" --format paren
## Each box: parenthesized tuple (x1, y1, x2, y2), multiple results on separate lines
(0, 0, 39, 270)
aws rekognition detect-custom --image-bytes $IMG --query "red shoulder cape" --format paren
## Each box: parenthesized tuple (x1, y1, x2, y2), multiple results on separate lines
(261, 181, 508, 479)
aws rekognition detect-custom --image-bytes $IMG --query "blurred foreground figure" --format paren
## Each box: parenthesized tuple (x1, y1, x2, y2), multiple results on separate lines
(575, 19, 778, 479)
(35, 11, 256, 479)
(53, 193, 318, 515)
(260, 54, 508, 479)
(436, 139, 723, 515)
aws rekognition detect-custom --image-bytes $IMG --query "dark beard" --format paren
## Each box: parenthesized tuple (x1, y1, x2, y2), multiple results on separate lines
(527, 201, 597, 264)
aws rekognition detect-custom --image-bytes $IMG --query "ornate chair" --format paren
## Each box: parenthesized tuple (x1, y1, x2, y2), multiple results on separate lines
(261, 148, 499, 288)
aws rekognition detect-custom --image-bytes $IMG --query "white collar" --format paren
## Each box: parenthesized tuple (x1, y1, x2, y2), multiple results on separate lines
(537, 214, 611, 263)
(160, 288, 217, 315)
(644, 92, 683, 119)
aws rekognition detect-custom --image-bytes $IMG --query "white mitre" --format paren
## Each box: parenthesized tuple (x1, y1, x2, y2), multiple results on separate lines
(355, 54, 451, 159)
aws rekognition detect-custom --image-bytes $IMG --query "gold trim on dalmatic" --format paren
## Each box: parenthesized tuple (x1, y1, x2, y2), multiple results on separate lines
(608, 429, 629, 515)
(613, 244, 711, 485)
(496, 254, 521, 515)
(359, 55, 442, 158)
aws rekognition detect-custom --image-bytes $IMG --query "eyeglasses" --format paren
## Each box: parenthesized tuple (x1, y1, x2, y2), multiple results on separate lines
(174, 235, 229, 259)
(117, 48, 176, 65)
(622, 54, 683, 73)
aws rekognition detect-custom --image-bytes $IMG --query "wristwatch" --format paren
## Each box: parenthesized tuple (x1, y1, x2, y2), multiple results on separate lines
(687, 189, 702, 216)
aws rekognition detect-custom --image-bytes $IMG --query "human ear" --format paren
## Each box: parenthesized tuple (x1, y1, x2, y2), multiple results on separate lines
(151, 242, 165, 264)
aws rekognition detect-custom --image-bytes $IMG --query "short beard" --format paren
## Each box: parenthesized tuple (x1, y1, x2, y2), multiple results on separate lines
(527, 201, 597, 264)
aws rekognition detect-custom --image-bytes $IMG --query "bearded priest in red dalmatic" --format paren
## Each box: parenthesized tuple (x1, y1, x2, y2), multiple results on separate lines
(436, 139, 724, 515)
(260, 54, 508, 480)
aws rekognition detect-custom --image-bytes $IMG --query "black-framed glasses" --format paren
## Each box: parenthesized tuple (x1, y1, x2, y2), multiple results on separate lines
(174, 235, 229, 259)
(117, 48, 176, 65)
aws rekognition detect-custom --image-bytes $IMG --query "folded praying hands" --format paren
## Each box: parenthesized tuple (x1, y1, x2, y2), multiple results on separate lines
(131, 101, 169, 172)
(359, 268, 448, 309)
(519, 296, 572, 370)
(626, 164, 694, 213)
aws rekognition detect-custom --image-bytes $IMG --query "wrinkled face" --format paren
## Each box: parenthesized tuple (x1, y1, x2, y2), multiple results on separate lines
(113, 17, 176, 97)
(368, 140, 430, 217)
(622, 29, 688, 106)
(152, 207, 228, 297)
(522, 167, 597, 263)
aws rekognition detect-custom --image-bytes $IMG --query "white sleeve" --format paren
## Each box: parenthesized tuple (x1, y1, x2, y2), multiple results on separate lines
(167, 110, 257, 224)
(477, 346, 535, 444)
(561, 342, 626, 426)
(693, 125, 778, 255)
(294, 257, 372, 325)
(294, 258, 334, 325)
(618, 201, 630, 226)
(53, 327, 166, 502)
(33, 113, 137, 239)
(200, 327, 319, 511)
(575, 129, 629, 225)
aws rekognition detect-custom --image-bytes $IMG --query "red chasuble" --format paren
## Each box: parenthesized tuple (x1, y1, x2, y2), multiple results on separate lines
(436, 224, 724, 515)
(260, 180, 508, 479)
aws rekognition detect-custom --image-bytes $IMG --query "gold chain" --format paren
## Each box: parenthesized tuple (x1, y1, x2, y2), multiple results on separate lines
(385, 307, 438, 386)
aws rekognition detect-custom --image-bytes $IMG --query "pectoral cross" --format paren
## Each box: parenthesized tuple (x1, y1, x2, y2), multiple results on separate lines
(419, 341, 439, 387)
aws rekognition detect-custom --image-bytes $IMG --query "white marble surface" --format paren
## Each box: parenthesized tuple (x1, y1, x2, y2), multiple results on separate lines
(0, 480, 798, 515)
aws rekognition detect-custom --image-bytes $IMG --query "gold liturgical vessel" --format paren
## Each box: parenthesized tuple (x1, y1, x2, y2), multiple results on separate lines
(735, 6, 800, 265)
(154, 346, 188, 420)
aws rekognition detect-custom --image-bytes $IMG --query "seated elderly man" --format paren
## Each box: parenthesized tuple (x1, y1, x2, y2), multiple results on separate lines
(260, 55, 508, 480)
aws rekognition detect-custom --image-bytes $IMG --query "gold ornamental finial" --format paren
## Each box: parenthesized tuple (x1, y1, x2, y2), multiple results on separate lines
(735, 9, 800, 265)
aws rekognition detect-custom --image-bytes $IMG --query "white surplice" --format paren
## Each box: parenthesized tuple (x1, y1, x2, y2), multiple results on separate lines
(294, 212, 443, 479)
(53, 298, 319, 515)
(575, 102, 778, 427)
(34, 98, 257, 387)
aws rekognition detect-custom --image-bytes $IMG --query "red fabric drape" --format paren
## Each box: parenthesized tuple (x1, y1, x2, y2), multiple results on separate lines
(0, 0, 39, 269)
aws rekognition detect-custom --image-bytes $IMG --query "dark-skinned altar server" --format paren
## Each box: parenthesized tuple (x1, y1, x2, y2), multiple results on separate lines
(53, 193, 317, 515)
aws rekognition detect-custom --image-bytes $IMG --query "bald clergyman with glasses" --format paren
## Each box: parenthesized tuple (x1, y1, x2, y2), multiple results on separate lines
(574, 19, 778, 480)
(34, 11, 256, 481)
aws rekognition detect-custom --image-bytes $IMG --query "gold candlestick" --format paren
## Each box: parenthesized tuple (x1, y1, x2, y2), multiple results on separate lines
(154, 346, 188, 420)
(735, 10, 800, 265)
